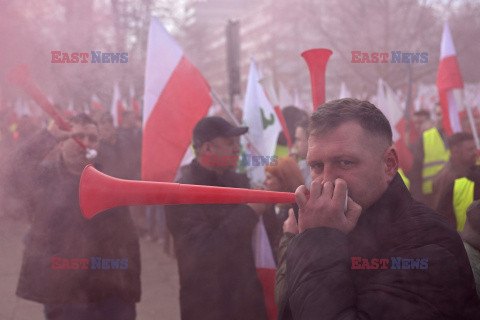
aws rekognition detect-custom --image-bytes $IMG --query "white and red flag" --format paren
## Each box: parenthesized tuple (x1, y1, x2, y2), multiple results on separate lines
(377, 79, 414, 172)
(142, 16, 211, 182)
(111, 83, 124, 127)
(91, 94, 104, 112)
(252, 216, 278, 320)
(65, 100, 75, 118)
(376, 79, 403, 142)
(436, 23, 464, 134)
(129, 84, 141, 118)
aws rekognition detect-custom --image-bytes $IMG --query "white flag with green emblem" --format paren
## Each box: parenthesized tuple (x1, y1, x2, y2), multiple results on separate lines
(241, 60, 281, 186)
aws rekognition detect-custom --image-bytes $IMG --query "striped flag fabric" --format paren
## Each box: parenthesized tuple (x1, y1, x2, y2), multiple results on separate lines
(91, 94, 104, 111)
(377, 79, 414, 172)
(142, 16, 212, 182)
(252, 216, 278, 320)
(130, 84, 141, 118)
(436, 23, 464, 135)
(111, 83, 122, 127)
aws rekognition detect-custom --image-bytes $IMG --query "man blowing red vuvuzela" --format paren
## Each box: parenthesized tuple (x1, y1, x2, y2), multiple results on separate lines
(277, 98, 480, 319)
(3, 114, 140, 320)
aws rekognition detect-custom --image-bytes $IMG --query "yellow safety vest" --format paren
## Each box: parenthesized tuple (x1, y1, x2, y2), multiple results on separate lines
(275, 144, 289, 158)
(398, 168, 410, 190)
(422, 128, 450, 194)
(453, 177, 474, 232)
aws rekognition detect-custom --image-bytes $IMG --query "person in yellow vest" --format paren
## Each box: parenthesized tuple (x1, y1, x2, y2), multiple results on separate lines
(438, 165, 480, 231)
(408, 104, 449, 208)
(431, 132, 477, 210)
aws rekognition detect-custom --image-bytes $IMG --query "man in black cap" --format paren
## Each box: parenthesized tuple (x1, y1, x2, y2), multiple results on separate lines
(165, 116, 269, 320)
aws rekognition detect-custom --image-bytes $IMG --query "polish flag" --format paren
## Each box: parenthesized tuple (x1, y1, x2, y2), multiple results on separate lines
(91, 94, 104, 111)
(142, 16, 211, 182)
(64, 100, 75, 118)
(117, 99, 125, 126)
(111, 83, 123, 127)
(252, 216, 277, 320)
(436, 23, 464, 134)
(130, 84, 141, 118)
(377, 79, 414, 172)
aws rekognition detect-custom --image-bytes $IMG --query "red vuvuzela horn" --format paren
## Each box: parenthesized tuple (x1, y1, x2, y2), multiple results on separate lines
(80, 165, 296, 219)
(7, 64, 72, 130)
(301, 49, 333, 111)
(6, 64, 97, 159)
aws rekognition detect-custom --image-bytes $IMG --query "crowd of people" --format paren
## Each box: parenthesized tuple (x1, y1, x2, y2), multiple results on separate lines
(2, 96, 480, 319)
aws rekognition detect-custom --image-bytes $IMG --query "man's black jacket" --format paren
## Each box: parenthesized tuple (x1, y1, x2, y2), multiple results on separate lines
(165, 159, 269, 320)
(278, 173, 480, 319)
(5, 130, 141, 304)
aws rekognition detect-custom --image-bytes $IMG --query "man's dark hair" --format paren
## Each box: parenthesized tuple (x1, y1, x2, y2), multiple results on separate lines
(69, 113, 97, 127)
(448, 132, 474, 149)
(413, 109, 431, 119)
(309, 98, 392, 145)
(277, 106, 308, 146)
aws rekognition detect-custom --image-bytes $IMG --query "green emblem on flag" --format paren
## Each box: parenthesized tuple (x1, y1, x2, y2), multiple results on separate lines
(260, 108, 275, 129)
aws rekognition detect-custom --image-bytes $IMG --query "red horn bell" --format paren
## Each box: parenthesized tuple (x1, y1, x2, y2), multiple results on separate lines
(6, 64, 97, 158)
(301, 49, 333, 111)
(6, 64, 72, 131)
(79, 165, 296, 219)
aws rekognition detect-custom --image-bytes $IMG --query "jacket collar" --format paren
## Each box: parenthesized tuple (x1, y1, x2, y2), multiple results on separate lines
(349, 173, 411, 253)
(188, 158, 241, 188)
(365, 172, 410, 220)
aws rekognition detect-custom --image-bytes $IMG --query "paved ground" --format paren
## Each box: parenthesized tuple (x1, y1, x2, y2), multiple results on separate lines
(0, 216, 180, 320)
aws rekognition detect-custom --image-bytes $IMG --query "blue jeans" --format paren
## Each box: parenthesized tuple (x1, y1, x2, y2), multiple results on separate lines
(44, 298, 136, 320)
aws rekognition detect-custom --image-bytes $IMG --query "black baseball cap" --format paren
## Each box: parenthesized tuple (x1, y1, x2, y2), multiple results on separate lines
(193, 116, 248, 148)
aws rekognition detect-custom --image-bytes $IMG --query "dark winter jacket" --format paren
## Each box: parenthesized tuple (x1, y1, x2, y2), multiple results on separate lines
(278, 173, 480, 319)
(7, 130, 141, 304)
(165, 159, 269, 320)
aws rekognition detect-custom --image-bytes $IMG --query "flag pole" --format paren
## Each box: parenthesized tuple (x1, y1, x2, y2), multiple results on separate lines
(462, 91, 480, 149)
(210, 89, 262, 156)
(404, 64, 413, 147)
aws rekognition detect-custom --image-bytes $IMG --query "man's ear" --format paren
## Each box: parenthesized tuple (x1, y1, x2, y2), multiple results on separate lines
(383, 146, 399, 183)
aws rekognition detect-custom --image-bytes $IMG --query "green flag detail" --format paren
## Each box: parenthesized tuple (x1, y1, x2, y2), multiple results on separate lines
(260, 108, 275, 129)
